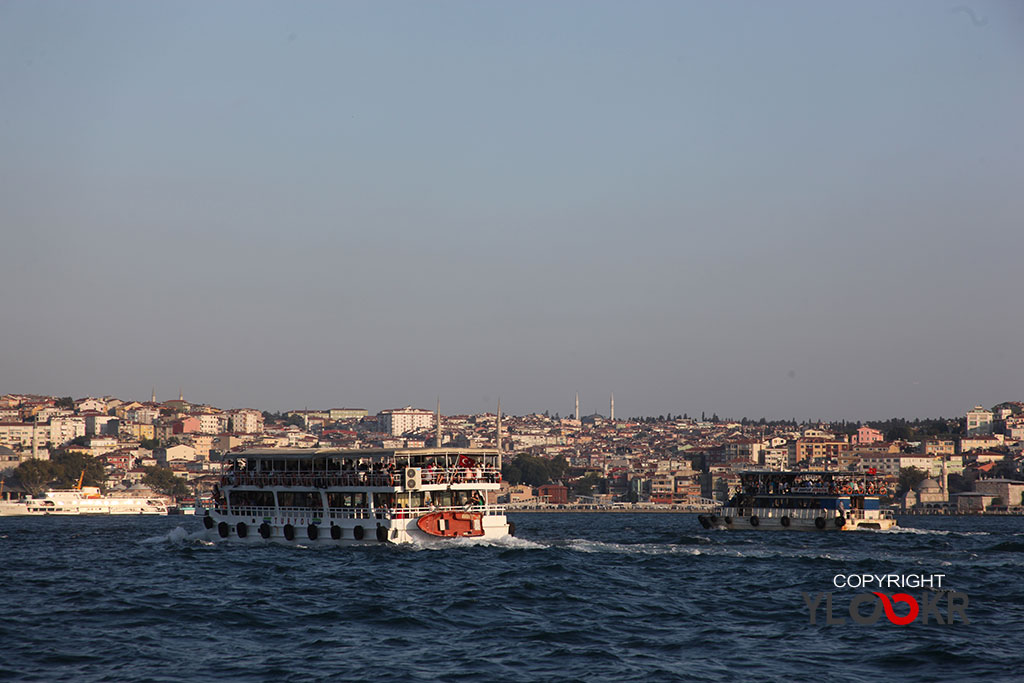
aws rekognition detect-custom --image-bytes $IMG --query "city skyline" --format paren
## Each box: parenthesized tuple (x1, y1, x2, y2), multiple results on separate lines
(2, 1, 1022, 420)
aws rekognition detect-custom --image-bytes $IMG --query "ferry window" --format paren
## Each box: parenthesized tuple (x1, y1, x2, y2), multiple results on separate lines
(327, 492, 365, 508)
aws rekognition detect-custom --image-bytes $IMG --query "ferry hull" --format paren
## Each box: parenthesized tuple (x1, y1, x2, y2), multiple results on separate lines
(200, 510, 511, 545)
(698, 512, 897, 531)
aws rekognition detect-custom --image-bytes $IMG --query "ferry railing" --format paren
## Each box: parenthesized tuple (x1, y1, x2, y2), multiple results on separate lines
(226, 467, 502, 488)
(226, 505, 277, 518)
(326, 508, 373, 520)
(382, 504, 506, 519)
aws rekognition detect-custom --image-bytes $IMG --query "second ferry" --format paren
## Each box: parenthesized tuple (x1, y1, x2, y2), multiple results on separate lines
(698, 470, 898, 531)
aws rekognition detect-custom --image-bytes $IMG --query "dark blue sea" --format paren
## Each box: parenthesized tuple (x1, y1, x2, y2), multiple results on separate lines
(1, 513, 1023, 682)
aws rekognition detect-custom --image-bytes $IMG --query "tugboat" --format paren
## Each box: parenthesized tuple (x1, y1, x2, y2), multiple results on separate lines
(200, 447, 511, 544)
(698, 470, 897, 531)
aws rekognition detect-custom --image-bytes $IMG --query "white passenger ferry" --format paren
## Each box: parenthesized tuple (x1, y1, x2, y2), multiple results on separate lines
(200, 447, 511, 544)
(0, 485, 169, 516)
(698, 470, 897, 531)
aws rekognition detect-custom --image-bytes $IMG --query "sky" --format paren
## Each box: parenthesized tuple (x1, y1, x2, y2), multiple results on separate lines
(1, 1, 1022, 421)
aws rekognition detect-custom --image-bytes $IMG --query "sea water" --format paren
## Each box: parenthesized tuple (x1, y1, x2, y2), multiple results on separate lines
(1, 514, 1022, 682)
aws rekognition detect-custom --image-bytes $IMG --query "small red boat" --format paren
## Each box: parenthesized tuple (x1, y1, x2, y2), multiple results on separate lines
(417, 510, 485, 537)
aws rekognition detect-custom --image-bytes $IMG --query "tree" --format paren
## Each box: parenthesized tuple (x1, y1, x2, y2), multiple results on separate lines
(573, 472, 603, 497)
(140, 438, 161, 450)
(14, 459, 57, 495)
(55, 396, 75, 409)
(898, 467, 929, 495)
(142, 467, 189, 499)
(49, 451, 105, 489)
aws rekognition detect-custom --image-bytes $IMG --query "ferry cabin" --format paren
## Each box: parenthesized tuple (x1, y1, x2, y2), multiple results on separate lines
(203, 447, 510, 543)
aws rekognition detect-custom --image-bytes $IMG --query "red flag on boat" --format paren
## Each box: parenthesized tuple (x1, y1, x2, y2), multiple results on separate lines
(457, 454, 476, 468)
(867, 467, 877, 475)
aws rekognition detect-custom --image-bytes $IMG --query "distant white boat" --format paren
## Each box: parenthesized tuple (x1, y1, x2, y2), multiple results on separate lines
(0, 485, 168, 516)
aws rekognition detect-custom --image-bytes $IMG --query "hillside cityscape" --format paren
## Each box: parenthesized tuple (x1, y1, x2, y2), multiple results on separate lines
(1, 392, 1022, 513)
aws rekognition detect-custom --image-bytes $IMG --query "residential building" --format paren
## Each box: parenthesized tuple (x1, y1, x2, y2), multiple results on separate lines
(379, 407, 434, 436)
(966, 406, 993, 436)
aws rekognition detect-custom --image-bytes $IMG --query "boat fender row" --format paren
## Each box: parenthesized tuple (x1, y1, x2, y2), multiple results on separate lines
(749, 515, 759, 527)
(781, 516, 791, 528)
(218, 521, 230, 538)
(376, 525, 387, 543)
(508, 522, 516, 537)
(814, 517, 826, 530)
(259, 523, 271, 539)
(835, 516, 845, 528)
(331, 524, 342, 540)
(307, 524, 319, 540)
(283, 524, 295, 541)
(236, 522, 248, 538)
(697, 515, 710, 529)
(203, 515, 214, 530)
(353, 525, 365, 541)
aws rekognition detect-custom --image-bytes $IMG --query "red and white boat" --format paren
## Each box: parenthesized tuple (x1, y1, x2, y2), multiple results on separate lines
(200, 447, 512, 544)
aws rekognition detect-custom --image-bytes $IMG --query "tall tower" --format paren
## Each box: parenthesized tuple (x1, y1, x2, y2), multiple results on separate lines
(610, 392, 615, 422)
(496, 398, 502, 454)
(575, 392, 579, 421)
(435, 397, 442, 447)
(151, 388, 156, 403)
(940, 455, 949, 502)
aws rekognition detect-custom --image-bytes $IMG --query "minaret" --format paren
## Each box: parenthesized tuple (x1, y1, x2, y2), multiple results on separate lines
(435, 397, 442, 447)
(575, 392, 579, 421)
(941, 455, 949, 501)
(151, 388, 156, 403)
(179, 389, 183, 401)
(496, 399, 502, 454)
(610, 392, 615, 422)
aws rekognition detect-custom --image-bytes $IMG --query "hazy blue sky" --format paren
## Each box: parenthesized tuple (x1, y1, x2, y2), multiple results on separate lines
(1, 1, 1022, 420)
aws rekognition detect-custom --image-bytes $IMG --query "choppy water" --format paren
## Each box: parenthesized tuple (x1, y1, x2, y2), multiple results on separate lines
(1, 513, 1022, 682)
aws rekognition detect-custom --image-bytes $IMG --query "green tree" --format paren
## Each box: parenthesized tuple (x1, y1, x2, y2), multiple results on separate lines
(140, 438, 161, 450)
(49, 451, 105, 490)
(55, 396, 75, 409)
(573, 472, 603, 497)
(898, 467, 929, 495)
(142, 466, 189, 499)
(14, 459, 58, 495)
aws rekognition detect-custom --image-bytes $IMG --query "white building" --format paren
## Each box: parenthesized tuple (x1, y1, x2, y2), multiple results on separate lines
(229, 409, 265, 434)
(966, 406, 994, 436)
(379, 407, 434, 436)
(195, 412, 229, 435)
(49, 416, 86, 447)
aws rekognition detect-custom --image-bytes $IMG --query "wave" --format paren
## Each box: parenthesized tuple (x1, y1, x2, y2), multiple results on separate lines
(139, 526, 208, 544)
(409, 533, 547, 551)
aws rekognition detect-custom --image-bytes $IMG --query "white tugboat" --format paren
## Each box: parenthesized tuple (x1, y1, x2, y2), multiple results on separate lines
(698, 470, 898, 531)
(200, 447, 511, 544)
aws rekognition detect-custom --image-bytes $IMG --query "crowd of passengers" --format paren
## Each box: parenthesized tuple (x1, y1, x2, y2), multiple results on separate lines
(224, 460, 500, 487)
(741, 475, 880, 496)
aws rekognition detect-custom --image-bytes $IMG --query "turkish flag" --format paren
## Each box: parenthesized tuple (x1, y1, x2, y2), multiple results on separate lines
(457, 454, 477, 468)
(867, 467, 877, 475)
